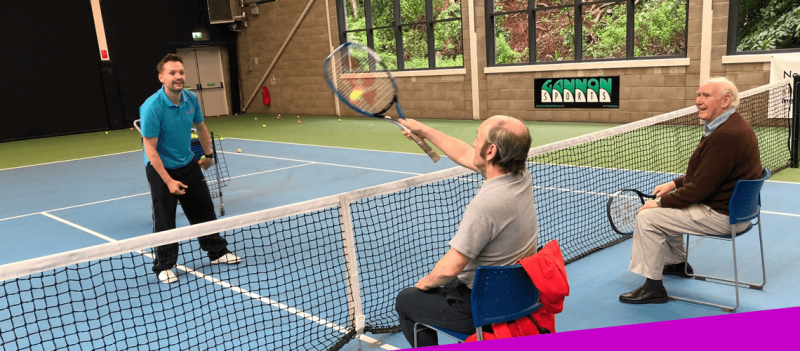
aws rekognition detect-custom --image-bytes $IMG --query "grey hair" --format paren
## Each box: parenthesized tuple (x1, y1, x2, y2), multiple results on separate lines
(707, 77, 740, 107)
(480, 116, 532, 176)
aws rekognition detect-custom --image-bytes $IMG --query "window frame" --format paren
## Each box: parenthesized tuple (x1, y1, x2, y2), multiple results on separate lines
(726, 0, 800, 55)
(484, 0, 689, 67)
(335, 0, 465, 71)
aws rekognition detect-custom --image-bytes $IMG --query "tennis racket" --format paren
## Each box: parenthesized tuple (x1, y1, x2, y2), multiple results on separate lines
(606, 189, 657, 235)
(323, 42, 440, 162)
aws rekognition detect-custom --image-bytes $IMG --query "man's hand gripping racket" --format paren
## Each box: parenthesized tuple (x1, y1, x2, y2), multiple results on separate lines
(323, 42, 440, 162)
(606, 189, 657, 235)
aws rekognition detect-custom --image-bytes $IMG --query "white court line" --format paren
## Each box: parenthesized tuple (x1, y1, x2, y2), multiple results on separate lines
(0, 150, 139, 172)
(41, 213, 119, 242)
(0, 155, 419, 222)
(762, 210, 800, 218)
(0, 193, 150, 223)
(38, 214, 386, 348)
(227, 151, 423, 175)
(534, 185, 614, 197)
(227, 136, 449, 159)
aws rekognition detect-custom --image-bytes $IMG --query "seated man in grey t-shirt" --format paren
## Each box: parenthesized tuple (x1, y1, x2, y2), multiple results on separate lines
(395, 115, 539, 348)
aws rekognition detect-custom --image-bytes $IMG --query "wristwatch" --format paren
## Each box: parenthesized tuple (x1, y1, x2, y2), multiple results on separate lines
(204, 153, 213, 159)
(656, 197, 662, 207)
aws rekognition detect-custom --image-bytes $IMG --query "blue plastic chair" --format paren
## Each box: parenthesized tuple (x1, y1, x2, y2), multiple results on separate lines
(668, 168, 770, 312)
(413, 265, 542, 347)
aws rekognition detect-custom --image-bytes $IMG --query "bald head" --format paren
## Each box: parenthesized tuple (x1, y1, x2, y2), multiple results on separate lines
(479, 115, 532, 176)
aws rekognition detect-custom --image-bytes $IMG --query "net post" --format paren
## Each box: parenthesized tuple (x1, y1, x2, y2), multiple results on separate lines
(792, 75, 800, 168)
(338, 194, 366, 336)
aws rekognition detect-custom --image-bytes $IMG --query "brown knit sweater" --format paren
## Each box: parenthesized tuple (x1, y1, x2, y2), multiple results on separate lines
(660, 112, 763, 215)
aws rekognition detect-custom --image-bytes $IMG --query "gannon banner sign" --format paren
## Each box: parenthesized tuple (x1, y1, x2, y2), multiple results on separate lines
(535, 76, 620, 109)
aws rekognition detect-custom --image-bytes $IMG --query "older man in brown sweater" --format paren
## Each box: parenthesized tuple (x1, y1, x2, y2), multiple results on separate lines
(620, 77, 763, 304)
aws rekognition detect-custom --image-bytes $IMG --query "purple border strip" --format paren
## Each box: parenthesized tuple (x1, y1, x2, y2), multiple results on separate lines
(428, 307, 799, 350)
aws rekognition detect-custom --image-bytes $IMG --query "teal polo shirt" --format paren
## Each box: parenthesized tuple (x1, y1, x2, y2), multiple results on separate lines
(139, 86, 204, 168)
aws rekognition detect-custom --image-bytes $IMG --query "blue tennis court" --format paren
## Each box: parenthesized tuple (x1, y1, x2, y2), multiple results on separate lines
(2, 138, 800, 350)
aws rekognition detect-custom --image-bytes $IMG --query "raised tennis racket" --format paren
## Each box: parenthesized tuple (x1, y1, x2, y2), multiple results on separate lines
(323, 42, 440, 162)
(606, 189, 657, 235)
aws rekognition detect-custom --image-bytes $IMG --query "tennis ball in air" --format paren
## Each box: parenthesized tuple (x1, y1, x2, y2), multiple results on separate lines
(237, 149, 242, 153)
(350, 89, 363, 100)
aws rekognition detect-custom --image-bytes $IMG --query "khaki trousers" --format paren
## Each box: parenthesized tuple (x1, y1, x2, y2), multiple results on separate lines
(628, 203, 750, 280)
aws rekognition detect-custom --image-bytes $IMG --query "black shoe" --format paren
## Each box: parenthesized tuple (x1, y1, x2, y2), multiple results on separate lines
(663, 262, 694, 278)
(619, 285, 669, 304)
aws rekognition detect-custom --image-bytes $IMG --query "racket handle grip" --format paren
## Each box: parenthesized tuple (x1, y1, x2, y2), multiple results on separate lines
(408, 133, 440, 163)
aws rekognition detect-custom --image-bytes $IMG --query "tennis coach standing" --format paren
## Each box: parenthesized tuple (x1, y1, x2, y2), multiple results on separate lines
(140, 53, 241, 284)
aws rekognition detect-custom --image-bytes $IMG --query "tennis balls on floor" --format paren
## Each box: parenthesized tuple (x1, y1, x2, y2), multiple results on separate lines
(237, 149, 242, 153)
(297, 120, 301, 124)
(338, 119, 341, 122)
(105, 132, 108, 134)
(262, 124, 266, 127)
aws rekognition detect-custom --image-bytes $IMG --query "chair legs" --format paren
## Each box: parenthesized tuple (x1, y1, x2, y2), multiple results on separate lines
(413, 323, 470, 348)
(668, 217, 766, 312)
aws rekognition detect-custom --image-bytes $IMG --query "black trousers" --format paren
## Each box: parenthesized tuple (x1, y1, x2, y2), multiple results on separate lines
(395, 279, 475, 348)
(146, 160, 228, 274)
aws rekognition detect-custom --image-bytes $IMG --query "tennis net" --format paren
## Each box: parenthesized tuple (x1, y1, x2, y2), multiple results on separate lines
(0, 79, 795, 349)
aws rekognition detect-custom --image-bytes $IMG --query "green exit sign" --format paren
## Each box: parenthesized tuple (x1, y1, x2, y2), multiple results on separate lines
(192, 32, 202, 39)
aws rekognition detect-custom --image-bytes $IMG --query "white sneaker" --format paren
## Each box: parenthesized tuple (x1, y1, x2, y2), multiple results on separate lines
(210, 253, 241, 265)
(158, 269, 178, 284)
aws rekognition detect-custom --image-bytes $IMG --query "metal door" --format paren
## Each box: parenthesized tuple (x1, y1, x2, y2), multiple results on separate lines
(177, 47, 229, 117)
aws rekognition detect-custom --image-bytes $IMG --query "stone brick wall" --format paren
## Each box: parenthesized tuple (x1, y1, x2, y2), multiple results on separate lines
(235, 0, 769, 122)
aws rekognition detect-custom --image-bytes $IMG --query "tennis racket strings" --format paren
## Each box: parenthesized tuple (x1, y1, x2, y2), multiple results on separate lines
(326, 45, 396, 115)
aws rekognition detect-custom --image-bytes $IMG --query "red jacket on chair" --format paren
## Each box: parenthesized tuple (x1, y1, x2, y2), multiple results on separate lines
(465, 240, 570, 341)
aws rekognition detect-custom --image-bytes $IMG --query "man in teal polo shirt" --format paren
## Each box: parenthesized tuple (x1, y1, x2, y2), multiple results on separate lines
(140, 53, 240, 284)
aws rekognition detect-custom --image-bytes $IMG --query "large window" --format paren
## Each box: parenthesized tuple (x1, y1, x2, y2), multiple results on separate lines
(337, 0, 464, 70)
(727, 0, 800, 55)
(486, 0, 688, 66)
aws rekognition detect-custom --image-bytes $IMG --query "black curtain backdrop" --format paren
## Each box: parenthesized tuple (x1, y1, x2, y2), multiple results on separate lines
(0, 1, 110, 142)
(0, 1, 240, 142)
(101, 0, 240, 127)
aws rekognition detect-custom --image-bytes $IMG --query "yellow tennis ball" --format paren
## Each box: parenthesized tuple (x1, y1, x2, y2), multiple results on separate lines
(350, 89, 363, 100)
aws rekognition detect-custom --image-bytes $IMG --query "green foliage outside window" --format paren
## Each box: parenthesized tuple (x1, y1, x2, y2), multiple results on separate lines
(341, 0, 463, 69)
(492, 0, 687, 64)
(736, 0, 800, 52)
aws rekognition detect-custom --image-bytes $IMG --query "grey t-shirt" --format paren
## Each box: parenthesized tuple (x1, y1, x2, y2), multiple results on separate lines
(450, 169, 539, 288)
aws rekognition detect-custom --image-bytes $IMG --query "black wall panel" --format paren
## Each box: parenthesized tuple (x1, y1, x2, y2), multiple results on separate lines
(101, 0, 240, 126)
(0, 1, 110, 142)
(0, 1, 240, 141)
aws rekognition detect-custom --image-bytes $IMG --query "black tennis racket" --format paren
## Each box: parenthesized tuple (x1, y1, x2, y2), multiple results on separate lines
(606, 189, 657, 235)
(323, 42, 440, 162)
